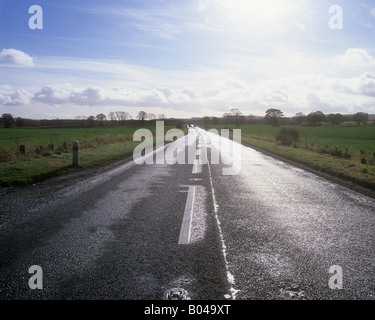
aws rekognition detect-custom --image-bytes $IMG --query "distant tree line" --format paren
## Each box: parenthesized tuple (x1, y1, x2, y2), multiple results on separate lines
(291, 111, 370, 126)
(198, 109, 373, 127)
(0, 111, 169, 128)
(0, 109, 373, 128)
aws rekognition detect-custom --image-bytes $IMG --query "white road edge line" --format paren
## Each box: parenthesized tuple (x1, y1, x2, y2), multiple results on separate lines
(178, 186, 196, 245)
(206, 143, 240, 300)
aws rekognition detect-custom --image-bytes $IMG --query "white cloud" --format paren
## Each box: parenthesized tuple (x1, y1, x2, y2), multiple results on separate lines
(180, 87, 198, 100)
(29, 85, 201, 109)
(33, 86, 71, 104)
(154, 86, 174, 98)
(263, 90, 289, 103)
(335, 48, 374, 66)
(0, 86, 33, 106)
(70, 86, 106, 105)
(330, 72, 375, 97)
(3, 74, 375, 117)
(0, 49, 34, 66)
(356, 72, 375, 97)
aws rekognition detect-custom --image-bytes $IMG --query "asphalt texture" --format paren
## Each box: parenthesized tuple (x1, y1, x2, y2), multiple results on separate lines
(1, 127, 375, 300)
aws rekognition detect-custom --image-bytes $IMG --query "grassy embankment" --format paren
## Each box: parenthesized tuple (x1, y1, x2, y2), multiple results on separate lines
(207, 124, 375, 191)
(0, 124, 180, 187)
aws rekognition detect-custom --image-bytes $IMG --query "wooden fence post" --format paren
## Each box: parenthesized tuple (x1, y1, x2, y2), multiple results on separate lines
(72, 141, 79, 166)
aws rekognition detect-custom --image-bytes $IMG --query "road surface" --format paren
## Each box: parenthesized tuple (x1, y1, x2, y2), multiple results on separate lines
(1, 127, 375, 300)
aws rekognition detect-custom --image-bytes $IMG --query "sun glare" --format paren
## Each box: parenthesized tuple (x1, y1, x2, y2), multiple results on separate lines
(217, 0, 297, 31)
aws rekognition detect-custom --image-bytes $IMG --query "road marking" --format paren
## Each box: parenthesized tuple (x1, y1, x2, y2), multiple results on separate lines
(206, 143, 240, 300)
(178, 185, 190, 193)
(178, 186, 195, 245)
(192, 149, 202, 174)
(192, 160, 201, 174)
(178, 185, 207, 245)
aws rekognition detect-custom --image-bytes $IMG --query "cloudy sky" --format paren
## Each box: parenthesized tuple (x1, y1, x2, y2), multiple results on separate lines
(1, 0, 375, 119)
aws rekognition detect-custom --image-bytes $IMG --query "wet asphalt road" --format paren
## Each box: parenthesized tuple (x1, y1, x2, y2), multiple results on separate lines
(0, 127, 375, 300)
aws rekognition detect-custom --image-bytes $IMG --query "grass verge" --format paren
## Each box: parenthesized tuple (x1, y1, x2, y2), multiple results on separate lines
(0, 124, 187, 187)
(241, 134, 375, 192)
(0, 140, 140, 187)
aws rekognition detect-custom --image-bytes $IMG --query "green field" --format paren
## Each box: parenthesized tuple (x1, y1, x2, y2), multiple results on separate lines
(0, 126, 153, 162)
(216, 124, 375, 156)
(0, 124, 178, 186)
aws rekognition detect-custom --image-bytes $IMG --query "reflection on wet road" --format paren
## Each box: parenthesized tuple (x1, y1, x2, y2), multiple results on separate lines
(0, 127, 374, 300)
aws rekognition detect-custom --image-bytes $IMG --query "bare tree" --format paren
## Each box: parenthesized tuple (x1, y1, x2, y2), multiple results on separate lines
(158, 113, 166, 120)
(137, 111, 147, 124)
(222, 112, 233, 125)
(108, 112, 116, 121)
(115, 111, 130, 121)
(230, 108, 243, 127)
(222, 108, 243, 127)
(147, 113, 156, 121)
(96, 113, 107, 126)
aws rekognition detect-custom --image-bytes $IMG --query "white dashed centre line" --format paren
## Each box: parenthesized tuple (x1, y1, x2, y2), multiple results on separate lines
(178, 186, 196, 245)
